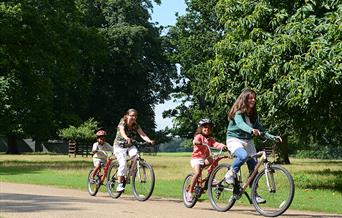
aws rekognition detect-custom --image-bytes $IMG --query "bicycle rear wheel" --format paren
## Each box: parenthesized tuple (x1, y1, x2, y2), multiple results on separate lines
(182, 173, 198, 208)
(87, 169, 100, 196)
(208, 163, 236, 212)
(132, 161, 155, 201)
(251, 165, 295, 217)
(106, 162, 122, 199)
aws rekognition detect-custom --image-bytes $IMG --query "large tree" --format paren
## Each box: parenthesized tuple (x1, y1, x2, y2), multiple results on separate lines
(166, 0, 225, 139)
(0, 0, 176, 153)
(168, 0, 342, 162)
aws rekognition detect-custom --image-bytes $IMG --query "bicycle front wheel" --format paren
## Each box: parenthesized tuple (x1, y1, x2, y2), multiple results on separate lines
(182, 173, 198, 208)
(106, 162, 122, 199)
(132, 161, 155, 201)
(87, 169, 100, 196)
(208, 163, 236, 212)
(251, 165, 295, 217)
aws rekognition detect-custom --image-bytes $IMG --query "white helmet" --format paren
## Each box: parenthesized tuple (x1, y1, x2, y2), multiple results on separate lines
(198, 118, 213, 127)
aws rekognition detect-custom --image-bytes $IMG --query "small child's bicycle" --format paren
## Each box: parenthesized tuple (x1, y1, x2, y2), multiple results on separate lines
(182, 145, 230, 208)
(106, 140, 155, 201)
(87, 150, 115, 196)
(207, 136, 295, 217)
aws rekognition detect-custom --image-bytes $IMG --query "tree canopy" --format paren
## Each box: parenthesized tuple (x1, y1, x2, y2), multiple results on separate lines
(0, 0, 176, 153)
(167, 0, 342, 161)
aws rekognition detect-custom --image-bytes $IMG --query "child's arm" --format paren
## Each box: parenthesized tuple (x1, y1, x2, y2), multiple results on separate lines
(213, 141, 226, 150)
(193, 134, 203, 145)
(92, 143, 98, 154)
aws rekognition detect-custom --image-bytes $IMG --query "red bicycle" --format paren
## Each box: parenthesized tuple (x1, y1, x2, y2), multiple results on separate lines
(87, 150, 115, 196)
(182, 145, 230, 208)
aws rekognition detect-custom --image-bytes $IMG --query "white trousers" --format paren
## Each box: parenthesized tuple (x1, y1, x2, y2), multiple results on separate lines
(113, 145, 138, 176)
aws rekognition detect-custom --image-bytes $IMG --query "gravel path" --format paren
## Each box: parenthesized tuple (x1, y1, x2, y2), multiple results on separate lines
(0, 182, 341, 218)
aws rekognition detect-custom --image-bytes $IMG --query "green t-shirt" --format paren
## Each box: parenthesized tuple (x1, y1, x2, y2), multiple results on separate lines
(226, 111, 275, 140)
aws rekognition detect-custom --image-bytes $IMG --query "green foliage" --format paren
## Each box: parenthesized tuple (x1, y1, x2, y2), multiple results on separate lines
(0, 0, 176, 151)
(58, 118, 99, 141)
(167, 0, 342, 152)
(179, 138, 193, 151)
(294, 146, 342, 159)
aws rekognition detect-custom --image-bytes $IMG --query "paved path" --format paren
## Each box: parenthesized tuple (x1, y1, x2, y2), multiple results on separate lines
(0, 182, 341, 218)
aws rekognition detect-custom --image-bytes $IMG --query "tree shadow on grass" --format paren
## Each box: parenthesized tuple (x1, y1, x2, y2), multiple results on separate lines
(299, 170, 342, 193)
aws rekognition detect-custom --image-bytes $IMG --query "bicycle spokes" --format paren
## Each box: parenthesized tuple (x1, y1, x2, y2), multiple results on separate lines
(251, 165, 295, 217)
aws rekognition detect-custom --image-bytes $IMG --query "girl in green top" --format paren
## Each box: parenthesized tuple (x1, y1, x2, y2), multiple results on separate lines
(225, 88, 282, 203)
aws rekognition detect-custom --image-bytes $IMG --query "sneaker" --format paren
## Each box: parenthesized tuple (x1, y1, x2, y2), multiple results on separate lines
(185, 191, 193, 202)
(224, 170, 235, 184)
(211, 179, 219, 186)
(116, 183, 125, 192)
(255, 194, 266, 204)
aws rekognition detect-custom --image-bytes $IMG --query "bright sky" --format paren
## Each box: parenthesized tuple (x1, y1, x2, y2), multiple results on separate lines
(151, 0, 186, 130)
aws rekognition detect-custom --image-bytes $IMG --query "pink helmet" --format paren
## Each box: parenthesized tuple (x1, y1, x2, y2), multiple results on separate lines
(96, 130, 107, 137)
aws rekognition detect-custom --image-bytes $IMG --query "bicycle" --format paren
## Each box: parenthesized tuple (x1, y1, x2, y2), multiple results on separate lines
(182, 145, 231, 208)
(87, 149, 115, 196)
(207, 135, 295, 217)
(106, 140, 155, 201)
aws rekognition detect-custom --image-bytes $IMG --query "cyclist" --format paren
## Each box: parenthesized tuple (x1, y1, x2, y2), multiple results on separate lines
(113, 108, 155, 192)
(92, 129, 113, 182)
(185, 118, 226, 202)
(225, 88, 282, 203)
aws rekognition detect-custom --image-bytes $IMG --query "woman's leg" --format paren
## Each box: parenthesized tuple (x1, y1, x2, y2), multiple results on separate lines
(231, 147, 248, 173)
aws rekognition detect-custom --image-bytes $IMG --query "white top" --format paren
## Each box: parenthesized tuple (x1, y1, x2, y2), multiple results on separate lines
(92, 142, 113, 159)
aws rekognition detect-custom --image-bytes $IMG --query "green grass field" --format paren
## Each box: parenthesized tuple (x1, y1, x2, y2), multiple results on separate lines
(0, 153, 341, 214)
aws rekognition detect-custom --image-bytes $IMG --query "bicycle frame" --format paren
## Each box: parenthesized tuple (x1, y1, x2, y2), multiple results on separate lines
(233, 140, 278, 202)
(121, 140, 149, 184)
(95, 150, 116, 183)
(192, 146, 230, 196)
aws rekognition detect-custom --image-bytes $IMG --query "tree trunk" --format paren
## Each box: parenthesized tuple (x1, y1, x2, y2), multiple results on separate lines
(6, 134, 20, 154)
(275, 134, 290, 164)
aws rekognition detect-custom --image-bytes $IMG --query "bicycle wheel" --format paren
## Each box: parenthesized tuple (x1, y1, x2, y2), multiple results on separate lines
(208, 163, 236, 212)
(87, 169, 100, 196)
(132, 161, 155, 201)
(251, 165, 295, 217)
(182, 173, 198, 208)
(106, 162, 122, 199)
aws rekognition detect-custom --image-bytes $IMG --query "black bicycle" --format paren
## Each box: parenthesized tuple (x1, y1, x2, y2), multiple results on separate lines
(106, 140, 155, 201)
(207, 136, 295, 217)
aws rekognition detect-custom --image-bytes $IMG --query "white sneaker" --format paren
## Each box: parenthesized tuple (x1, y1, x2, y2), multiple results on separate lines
(255, 194, 266, 204)
(116, 183, 125, 192)
(224, 170, 235, 184)
(185, 191, 193, 202)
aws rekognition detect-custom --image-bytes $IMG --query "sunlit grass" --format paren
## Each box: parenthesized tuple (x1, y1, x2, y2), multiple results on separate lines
(0, 153, 341, 214)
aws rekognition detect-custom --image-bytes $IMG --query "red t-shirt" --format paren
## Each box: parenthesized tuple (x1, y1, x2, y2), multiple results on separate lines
(192, 134, 225, 159)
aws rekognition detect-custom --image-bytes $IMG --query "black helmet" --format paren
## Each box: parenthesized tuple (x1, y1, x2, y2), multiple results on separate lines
(198, 118, 213, 127)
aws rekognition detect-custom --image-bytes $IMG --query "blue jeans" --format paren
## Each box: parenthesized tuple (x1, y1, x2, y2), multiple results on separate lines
(231, 147, 256, 175)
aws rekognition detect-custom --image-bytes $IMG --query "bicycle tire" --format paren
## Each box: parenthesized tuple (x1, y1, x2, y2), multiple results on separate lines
(251, 164, 295, 217)
(106, 162, 122, 199)
(132, 161, 155, 201)
(182, 173, 198, 208)
(87, 168, 100, 196)
(208, 163, 236, 212)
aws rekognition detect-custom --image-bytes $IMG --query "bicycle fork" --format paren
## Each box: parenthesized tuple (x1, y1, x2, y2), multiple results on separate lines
(264, 163, 276, 193)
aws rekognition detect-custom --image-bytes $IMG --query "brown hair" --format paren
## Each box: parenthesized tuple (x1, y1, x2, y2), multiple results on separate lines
(228, 88, 257, 123)
(194, 126, 213, 137)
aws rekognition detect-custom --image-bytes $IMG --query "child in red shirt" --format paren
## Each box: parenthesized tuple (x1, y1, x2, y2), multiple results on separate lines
(185, 118, 226, 202)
